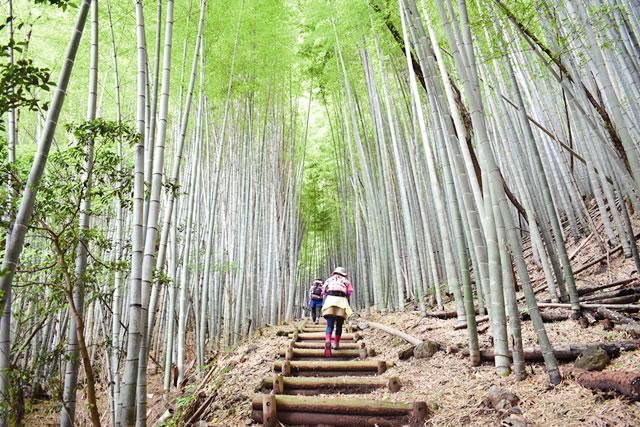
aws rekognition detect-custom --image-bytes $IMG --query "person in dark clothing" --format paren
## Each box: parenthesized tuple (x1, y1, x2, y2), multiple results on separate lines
(308, 279, 324, 324)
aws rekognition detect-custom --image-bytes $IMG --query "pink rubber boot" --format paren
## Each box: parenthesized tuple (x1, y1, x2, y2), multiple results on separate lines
(324, 334, 332, 357)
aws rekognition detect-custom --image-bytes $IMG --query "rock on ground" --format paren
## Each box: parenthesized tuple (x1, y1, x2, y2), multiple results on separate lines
(574, 346, 611, 371)
(414, 341, 439, 359)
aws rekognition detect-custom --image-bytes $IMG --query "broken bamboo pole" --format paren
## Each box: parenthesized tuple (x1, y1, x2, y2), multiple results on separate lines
(456, 310, 570, 330)
(595, 307, 640, 337)
(363, 320, 423, 346)
(454, 341, 640, 362)
(425, 310, 461, 319)
(537, 302, 640, 310)
(569, 234, 595, 260)
(584, 295, 640, 305)
(577, 278, 638, 296)
(581, 286, 640, 302)
(454, 315, 489, 330)
(530, 277, 637, 300)
(572, 233, 640, 275)
(527, 311, 571, 322)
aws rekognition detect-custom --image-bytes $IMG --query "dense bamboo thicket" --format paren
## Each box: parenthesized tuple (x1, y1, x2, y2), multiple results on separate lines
(1, 0, 639, 425)
(311, 0, 640, 382)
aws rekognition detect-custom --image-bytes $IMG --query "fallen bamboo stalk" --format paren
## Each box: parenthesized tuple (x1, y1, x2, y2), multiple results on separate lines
(581, 286, 640, 302)
(583, 294, 640, 305)
(568, 368, 640, 400)
(537, 302, 640, 310)
(477, 323, 490, 334)
(572, 233, 640, 275)
(596, 307, 640, 326)
(454, 341, 640, 362)
(426, 310, 472, 319)
(530, 231, 640, 292)
(529, 277, 637, 301)
(536, 311, 571, 322)
(578, 278, 638, 296)
(456, 310, 570, 330)
(364, 320, 423, 346)
(596, 307, 640, 337)
(454, 315, 489, 330)
(184, 395, 215, 425)
(569, 233, 595, 260)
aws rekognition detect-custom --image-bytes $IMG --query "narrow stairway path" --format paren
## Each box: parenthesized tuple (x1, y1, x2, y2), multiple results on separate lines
(251, 318, 428, 426)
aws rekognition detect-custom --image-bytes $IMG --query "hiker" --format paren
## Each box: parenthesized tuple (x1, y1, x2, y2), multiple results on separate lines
(308, 279, 324, 324)
(322, 266, 353, 357)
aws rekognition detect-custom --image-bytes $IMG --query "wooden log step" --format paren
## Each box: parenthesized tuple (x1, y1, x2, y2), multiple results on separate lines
(260, 374, 401, 394)
(280, 348, 366, 359)
(289, 332, 361, 341)
(251, 394, 427, 427)
(252, 410, 417, 426)
(299, 327, 330, 333)
(292, 341, 365, 349)
(273, 360, 389, 376)
(299, 327, 356, 334)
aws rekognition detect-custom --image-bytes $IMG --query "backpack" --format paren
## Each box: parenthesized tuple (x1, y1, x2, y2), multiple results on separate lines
(324, 275, 347, 294)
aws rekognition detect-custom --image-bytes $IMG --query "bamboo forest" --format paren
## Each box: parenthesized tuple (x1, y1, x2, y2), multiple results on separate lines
(2, 0, 640, 425)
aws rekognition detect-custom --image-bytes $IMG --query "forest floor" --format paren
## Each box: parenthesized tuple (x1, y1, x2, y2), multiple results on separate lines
(24, 207, 640, 426)
(177, 306, 639, 426)
(173, 213, 640, 426)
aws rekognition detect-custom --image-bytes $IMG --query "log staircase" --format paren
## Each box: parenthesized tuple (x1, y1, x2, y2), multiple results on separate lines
(250, 318, 428, 426)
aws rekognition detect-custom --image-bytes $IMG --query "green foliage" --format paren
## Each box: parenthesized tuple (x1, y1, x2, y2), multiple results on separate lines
(214, 259, 242, 274)
(301, 156, 339, 234)
(2, 119, 137, 350)
(0, 18, 53, 131)
(32, 0, 74, 10)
